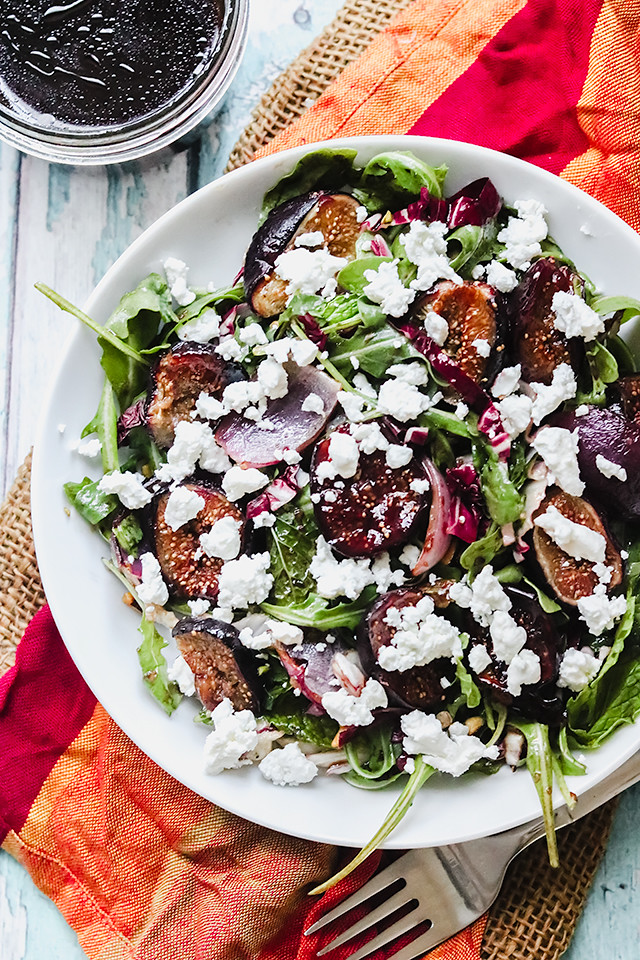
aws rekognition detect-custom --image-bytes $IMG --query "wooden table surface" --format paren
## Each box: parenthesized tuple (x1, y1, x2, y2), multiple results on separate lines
(0, 2, 638, 956)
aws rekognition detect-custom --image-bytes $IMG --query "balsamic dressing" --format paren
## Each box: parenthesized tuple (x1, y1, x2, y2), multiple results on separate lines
(0, 0, 227, 130)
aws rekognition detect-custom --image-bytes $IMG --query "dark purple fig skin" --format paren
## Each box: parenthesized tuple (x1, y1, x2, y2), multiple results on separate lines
(149, 480, 245, 600)
(553, 405, 640, 519)
(512, 257, 582, 384)
(173, 617, 261, 713)
(412, 280, 506, 387)
(467, 586, 564, 725)
(310, 426, 430, 559)
(244, 192, 361, 317)
(359, 587, 454, 711)
(147, 341, 245, 449)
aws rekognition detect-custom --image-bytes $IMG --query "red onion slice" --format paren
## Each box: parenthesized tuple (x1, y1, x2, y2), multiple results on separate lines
(216, 364, 339, 468)
(246, 466, 301, 520)
(412, 458, 452, 575)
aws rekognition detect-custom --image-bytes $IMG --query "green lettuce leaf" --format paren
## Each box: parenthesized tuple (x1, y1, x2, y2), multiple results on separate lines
(137, 615, 182, 715)
(64, 477, 117, 526)
(261, 148, 358, 220)
(359, 152, 448, 207)
(82, 379, 119, 474)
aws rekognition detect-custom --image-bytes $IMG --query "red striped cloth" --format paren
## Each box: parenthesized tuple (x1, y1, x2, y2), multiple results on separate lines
(2, 2, 640, 957)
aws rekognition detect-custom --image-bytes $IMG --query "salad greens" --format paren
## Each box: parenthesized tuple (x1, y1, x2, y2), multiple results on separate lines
(47, 147, 640, 881)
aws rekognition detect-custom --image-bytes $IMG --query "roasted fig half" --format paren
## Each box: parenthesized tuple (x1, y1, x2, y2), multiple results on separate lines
(310, 427, 430, 558)
(413, 280, 503, 385)
(553, 405, 640, 519)
(173, 617, 260, 712)
(147, 342, 245, 448)
(244, 192, 361, 317)
(151, 481, 245, 600)
(466, 586, 564, 724)
(512, 257, 581, 384)
(532, 487, 623, 605)
(359, 587, 454, 710)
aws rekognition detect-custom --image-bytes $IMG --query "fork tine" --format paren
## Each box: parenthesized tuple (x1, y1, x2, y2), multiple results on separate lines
(316, 887, 411, 956)
(340, 907, 422, 960)
(380, 923, 451, 960)
(305, 859, 404, 936)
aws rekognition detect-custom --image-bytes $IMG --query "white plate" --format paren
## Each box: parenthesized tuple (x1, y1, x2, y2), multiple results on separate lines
(31, 136, 640, 849)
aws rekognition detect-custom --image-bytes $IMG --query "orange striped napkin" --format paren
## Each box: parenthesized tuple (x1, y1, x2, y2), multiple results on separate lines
(2, 2, 640, 958)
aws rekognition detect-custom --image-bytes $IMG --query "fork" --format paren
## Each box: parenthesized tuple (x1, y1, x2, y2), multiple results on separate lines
(305, 750, 640, 960)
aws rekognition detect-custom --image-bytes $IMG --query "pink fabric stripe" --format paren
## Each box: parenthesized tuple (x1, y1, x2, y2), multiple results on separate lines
(409, 0, 604, 174)
(0, 606, 97, 841)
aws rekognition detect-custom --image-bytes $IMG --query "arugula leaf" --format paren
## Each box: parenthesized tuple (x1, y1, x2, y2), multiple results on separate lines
(480, 457, 525, 526)
(64, 477, 117, 525)
(268, 491, 318, 603)
(266, 693, 339, 748)
(113, 514, 144, 554)
(360, 152, 448, 206)
(137, 615, 182, 715)
(522, 577, 562, 614)
(337, 256, 393, 295)
(589, 294, 640, 324)
(261, 148, 358, 220)
(455, 657, 482, 709)
(511, 721, 558, 866)
(82, 379, 119, 474)
(261, 589, 376, 631)
(460, 522, 504, 575)
(447, 220, 499, 274)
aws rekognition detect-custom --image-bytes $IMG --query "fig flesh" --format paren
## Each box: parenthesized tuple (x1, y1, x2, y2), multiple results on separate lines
(512, 257, 581, 384)
(310, 426, 430, 558)
(532, 488, 623, 605)
(173, 617, 260, 713)
(151, 481, 244, 600)
(553, 405, 640, 519)
(359, 587, 454, 711)
(244, 192, 361, 317)
(467, 586, 564, 724)
(616, 375, 640, 424)
(413, 280, 502, 385)
(147, 342, 245, 449)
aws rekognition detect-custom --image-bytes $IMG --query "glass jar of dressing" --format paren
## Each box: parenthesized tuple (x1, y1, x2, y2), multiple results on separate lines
(0, 0, 248, 163)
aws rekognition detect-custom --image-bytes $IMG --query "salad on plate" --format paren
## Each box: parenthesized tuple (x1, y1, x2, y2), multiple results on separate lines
(45, 148, 640, 881)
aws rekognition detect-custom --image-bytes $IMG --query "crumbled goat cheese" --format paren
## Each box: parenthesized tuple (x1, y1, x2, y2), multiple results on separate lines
(351, 421, 389, 455)
(294, 231, 325, 248)
(485, 260, 518, 293)
(261, 338, 318, 367)
(195, 393, 227, 422)
(199, 516, 242, 561)
(356, 205, 368, 223)
(315, 432, 360, 482)
(239, 618, 304, 650)
(448, 566, 511, 628)
(575, 404, 589, 416)
(497, 199, 548, 270)
(558, 647, 603, 691)
(468, 645, 492, 674)
(216, 553, 273, 612)
(489, 610, 527, 664)
(400, 220, 462, 291)
(387, 361, 430, 385)
(156, 420, 231, 483)
(400, 544, 421, 568)
(552, 291, 605, 341)
(222, 466, 269, 501)
(595, 454, 627, 482)
(386, 444, 414, 469)
(534, 505, 606, 563)
(370, 553, 405, 592)
(203, 699, 258, 775)
(137, 552, 169, 607)
(496, 394, 533, 438)
(472, 338, 491, 358)
(401, 711, 498, 776)
(410, 477, 431, 494)
(337, 390, 367, 422)
(531, 426, 584, 496)
(238, 323, 268, 346)
(301, 392, 325, 415)
(310, 536, 376, 601)
(274, 247, 347, 297)
(363, 259, 415, 317)
(99, 471, 153, 509)
(164, 257, 196, 306)
(257, 356, 288, 401)
(321, 678, 388, 727)
(164, 486, 205, 531)
(187, 598, 211, 616)
(378, 379, 430, 422)
(253, 511, 276, 529)
(492, 364, 522, 398)
(423, 308, 449, 346)
(454, 401, 469, 420)
(259, 743, 319, 786)
(376, 594, 463, 672)
(167, 655, 196, 696)
(530, 363, 577, 423)
(73, 436, 102, 458)
(577, 584, 627, 636)
(506, 649, 541, 696)
(178, 309, 220, 343)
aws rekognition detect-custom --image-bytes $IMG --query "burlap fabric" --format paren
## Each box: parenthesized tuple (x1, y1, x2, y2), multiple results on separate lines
(0, 0, 620, 952)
